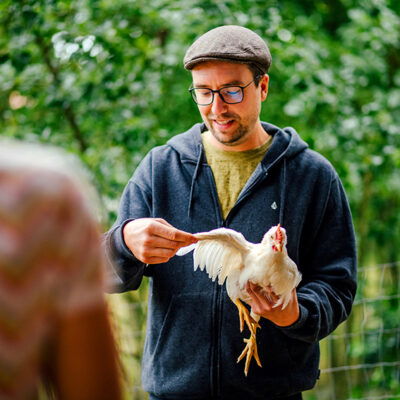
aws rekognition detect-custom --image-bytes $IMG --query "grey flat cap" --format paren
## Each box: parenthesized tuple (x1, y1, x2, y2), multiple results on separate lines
(184, 25, 272, 73)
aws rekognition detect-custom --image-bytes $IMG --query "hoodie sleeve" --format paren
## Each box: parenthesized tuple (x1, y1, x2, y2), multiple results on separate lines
(280, 174, 357, 343)
(103, 154, 153, 293)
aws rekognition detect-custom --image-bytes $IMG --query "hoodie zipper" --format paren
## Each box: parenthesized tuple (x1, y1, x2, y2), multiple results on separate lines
(225, 157, 288, 227)
(203, 165, 224, 398)
(225, 170, 269, 223)
(189, 140, 287, 396)
(208, 169, 271, 397)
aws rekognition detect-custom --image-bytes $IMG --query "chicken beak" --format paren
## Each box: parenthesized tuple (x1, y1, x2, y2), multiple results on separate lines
(274, 225, 283, 252)
(275, 242, 283, 252)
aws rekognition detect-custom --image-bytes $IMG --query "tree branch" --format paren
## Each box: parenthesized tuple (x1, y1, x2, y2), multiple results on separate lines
(34, 33, 88, 153)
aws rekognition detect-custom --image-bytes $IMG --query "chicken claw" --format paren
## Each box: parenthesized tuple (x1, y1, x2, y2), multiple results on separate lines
(234, 299, 262, 375)
(234, 299, 260, 334)
(237, 332, 262, 376)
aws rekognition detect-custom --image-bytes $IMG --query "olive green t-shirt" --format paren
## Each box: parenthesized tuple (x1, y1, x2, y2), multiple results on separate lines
(202, 131, 272, 220)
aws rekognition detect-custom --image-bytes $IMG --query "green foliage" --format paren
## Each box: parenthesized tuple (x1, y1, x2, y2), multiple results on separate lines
(1, 1, 399, 398)
(1, 1, 399, 262)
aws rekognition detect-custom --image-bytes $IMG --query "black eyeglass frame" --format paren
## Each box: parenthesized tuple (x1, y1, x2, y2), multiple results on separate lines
(189, 79, 257, 106)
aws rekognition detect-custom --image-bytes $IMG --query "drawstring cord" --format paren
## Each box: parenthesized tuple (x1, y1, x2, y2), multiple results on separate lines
(186, 137, 287, 225)
(187, 144, 203, 218)
(279, 157, 287, 226)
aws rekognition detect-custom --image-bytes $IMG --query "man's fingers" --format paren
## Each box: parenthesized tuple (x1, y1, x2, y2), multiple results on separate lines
(152, 221, 197, 244)
(154, 218, 174, 228)
(143, 236, 182, 251)
(248, 282, 278, 302)
(123, 218, 197, 264)
(244, 282, 300, 326)
(246, 282, 273, 311)
(141, 247, 178, 264)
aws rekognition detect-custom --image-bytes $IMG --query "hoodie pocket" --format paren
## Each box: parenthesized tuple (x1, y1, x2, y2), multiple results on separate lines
(142, 292, 213, 397)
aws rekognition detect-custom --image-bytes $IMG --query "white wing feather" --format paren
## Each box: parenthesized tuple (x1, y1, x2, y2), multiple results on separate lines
(176, 228, 252, 285)
(176, 226, 301, 310)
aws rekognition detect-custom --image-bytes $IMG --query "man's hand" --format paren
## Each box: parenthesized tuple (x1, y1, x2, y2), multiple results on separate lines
(245, 282, 300, 327)
(123, 218, 197, 264)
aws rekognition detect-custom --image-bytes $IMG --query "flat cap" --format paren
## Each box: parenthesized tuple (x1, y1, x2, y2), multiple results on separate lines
(184, 25, 272, 73)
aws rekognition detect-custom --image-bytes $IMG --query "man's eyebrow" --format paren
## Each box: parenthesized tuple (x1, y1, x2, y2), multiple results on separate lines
(192, 80, 245, 88)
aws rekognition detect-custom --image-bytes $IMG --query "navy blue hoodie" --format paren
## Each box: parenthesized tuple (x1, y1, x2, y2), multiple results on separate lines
(105, 122, 357, 399)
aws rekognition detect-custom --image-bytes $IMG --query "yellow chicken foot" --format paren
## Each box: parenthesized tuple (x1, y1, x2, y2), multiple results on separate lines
(237, 331, 262, 376)
(234, 299, 262, 375)
(234, 298, 260, 334)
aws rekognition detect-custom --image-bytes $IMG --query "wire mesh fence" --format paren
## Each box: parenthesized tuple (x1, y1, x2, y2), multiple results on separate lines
(306, 261, 400, 400)
(108, 261, 400, 400)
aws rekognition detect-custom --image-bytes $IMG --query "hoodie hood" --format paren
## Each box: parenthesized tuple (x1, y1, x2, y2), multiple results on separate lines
(167, 122, 309, 224)
(167, 122, 308, 168)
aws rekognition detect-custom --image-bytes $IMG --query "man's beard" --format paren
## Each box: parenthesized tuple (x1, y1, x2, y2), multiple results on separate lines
(210, 124, 248, 146)
(206, 113, 250, 147)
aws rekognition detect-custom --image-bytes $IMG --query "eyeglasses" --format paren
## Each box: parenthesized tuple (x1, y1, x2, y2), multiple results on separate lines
(189, 79, 256, 106)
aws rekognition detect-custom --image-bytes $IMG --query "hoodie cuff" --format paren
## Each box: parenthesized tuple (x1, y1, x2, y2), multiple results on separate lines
(278, 303, 309, 331)
(112, 219, 137, 260)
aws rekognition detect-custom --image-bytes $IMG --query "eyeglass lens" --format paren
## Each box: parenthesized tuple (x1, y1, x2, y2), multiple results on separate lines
(192, 86, 243, 105)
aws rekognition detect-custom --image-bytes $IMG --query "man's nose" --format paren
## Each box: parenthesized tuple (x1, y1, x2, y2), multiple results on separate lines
(211, 93, 228, 115)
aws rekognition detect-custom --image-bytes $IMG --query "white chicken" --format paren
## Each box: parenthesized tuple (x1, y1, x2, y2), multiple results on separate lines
(176, 224, 301, 376)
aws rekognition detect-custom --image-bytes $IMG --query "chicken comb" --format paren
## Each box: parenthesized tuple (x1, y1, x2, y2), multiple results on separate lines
(275, 224, 283, 242)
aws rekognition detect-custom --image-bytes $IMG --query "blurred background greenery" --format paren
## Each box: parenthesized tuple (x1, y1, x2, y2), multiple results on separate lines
(1, 0, 399, 399)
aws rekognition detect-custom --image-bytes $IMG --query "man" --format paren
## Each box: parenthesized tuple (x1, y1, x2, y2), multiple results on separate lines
(105, 25, 357, 399)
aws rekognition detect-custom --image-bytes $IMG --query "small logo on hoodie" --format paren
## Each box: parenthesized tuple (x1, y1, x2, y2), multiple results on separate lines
(271, 201, 278, 210)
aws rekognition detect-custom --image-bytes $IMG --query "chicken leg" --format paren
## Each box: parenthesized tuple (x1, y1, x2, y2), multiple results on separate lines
(234, 299, 262, 375)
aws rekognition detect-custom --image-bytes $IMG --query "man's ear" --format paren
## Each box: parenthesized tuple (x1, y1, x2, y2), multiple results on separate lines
(260, 74, 269, 102)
